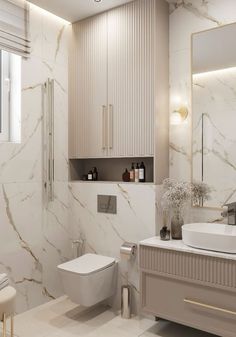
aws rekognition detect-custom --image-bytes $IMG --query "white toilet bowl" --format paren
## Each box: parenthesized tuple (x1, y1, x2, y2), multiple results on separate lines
(58, 253, 117, 307)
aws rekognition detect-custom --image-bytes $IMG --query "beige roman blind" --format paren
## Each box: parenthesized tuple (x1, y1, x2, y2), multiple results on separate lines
(0, 0, 30, 57)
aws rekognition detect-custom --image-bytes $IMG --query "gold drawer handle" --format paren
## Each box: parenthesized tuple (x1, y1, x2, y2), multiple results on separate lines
(184, 299, 236, 316)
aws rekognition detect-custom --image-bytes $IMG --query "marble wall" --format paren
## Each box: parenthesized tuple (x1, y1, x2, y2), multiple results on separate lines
(169, 0, 236, 221)
(192, 68, 236, 207)
(69, 182, 156, 313)
(3, 0, 236, 316)
(0, 4, 72, 313)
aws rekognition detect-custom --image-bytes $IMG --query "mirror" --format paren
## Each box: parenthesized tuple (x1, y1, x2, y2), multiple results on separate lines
(192, 23, 236, 208)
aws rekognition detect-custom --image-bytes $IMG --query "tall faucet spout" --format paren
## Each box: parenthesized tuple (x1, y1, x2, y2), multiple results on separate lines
(221, 202, 236, 225)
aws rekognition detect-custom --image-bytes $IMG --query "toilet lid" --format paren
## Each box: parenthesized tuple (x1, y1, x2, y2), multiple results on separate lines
(58, 254, 116, 276)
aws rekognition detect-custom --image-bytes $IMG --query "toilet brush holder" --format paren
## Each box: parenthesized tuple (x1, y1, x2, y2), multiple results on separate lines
(121, 285, 131, 319)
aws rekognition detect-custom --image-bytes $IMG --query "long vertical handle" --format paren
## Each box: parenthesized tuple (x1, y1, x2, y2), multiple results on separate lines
(48, 79, 54, 202)
(43, 78, 54, 203)
(108, 104, 113, 149)
(102, 105, 107, 150)
(201, 113, 204, 183)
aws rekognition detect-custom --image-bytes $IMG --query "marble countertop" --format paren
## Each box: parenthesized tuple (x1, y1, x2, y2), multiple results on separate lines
(139, 236, 236, 261)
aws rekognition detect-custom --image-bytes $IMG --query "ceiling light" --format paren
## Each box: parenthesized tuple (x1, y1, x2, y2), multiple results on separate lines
(94, 0, 102, 2)
(28, 3, 71, 24)
(193, 66, 236, 77)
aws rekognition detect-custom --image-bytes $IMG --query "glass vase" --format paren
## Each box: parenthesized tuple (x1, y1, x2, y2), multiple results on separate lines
(171, 209, 184, 240)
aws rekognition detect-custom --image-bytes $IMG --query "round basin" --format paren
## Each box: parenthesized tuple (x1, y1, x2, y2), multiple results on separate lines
(182, 223, 236, 254)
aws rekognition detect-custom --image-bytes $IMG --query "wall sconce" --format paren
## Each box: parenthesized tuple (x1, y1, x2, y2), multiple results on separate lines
(171, 106, 188, 125)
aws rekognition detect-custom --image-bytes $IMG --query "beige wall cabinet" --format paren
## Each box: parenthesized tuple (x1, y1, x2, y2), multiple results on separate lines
(69, 0, 169, 171)
(107, 1, 155, 157)
(69, 13, 108, 158)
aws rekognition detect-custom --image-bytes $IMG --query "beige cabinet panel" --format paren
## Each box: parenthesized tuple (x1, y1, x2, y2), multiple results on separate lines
(142, 274, 236, 337)
(69, 13, 108, 158)
(107, 0, 155, 157)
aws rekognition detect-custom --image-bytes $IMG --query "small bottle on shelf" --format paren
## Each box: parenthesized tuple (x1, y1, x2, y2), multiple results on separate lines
(122, 168, 130, 182)
(87, 170, 93, 181)
(135, 163, 139, 183)
(129, 163, 135, 182)
(92, 167, 98, 181)
(139, 161, 146, 182)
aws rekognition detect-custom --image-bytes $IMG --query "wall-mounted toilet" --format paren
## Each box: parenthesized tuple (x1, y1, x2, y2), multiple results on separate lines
(58, 253, 117, 307)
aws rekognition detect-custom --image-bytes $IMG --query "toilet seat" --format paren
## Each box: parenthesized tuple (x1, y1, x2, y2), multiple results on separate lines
(58, 254, 115, 276)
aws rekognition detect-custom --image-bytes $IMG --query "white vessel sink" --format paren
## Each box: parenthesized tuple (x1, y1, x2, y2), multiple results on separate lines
(182, 223, 236, 254)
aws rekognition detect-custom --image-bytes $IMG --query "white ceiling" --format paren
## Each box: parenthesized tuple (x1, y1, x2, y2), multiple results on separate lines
(28, 0, 134, 23)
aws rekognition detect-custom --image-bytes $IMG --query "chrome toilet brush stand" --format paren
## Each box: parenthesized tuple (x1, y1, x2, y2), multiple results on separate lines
(121, 284, 131, 319)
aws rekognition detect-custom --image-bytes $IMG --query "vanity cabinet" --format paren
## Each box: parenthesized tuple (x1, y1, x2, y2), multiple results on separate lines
(69, 0, 169, 164)
(140, 242, 236, 337)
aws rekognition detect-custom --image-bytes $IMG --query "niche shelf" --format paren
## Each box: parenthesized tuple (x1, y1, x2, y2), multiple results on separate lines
(69, 157, 154, 183)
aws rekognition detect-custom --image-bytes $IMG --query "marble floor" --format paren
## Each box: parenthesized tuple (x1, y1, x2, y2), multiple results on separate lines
(9, 297, 217, 337)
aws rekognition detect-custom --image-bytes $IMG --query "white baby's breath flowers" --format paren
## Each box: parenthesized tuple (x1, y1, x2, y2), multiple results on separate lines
(191, 181, 211, 207)
(162, 178, 191, 212)
(162, 178, 211, 211)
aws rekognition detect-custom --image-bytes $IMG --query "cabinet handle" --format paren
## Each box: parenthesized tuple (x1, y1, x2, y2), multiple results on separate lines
(184, 298, 236, 316)
(108, 104, 113, 149)
(102, 105, 107, 150)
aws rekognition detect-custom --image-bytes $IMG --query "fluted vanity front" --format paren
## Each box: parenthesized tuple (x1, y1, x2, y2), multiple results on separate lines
(139, 237, 236, 337)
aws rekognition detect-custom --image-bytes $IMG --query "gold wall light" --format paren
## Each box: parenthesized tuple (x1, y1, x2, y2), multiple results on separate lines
(171, 106, 188, 125)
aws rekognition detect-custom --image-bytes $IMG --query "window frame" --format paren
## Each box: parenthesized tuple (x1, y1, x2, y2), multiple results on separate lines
(0, 50, 10, 142)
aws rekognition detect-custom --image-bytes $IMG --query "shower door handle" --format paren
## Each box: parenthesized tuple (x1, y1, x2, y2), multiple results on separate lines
(43, 78, 54, 203)
(48, 79, 54, 202)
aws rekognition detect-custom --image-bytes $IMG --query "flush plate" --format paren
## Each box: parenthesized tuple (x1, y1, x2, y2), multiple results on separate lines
(97, 195, 117, 214)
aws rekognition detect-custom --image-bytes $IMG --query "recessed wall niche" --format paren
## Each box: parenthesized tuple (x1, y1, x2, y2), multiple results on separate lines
(69, 157, 154, 183)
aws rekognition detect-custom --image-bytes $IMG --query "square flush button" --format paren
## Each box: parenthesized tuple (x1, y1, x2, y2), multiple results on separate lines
(97, 195, 117, 214)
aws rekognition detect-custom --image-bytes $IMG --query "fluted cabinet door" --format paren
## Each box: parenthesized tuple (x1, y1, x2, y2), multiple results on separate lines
(69, 14, 108, 158)
(107, 0, 155, 157)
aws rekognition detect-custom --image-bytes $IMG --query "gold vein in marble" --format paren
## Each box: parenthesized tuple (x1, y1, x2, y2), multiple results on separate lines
(170, 0, 221, 25)
(2, 185, 42, 271)
(54, 26, 65, 61)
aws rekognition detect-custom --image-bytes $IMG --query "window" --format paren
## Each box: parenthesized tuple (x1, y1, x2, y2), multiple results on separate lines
(0, 50, 10, 142)
(0, 50, 21, 143)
